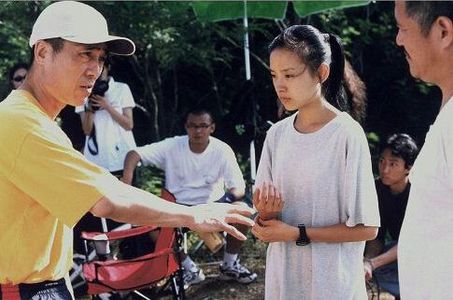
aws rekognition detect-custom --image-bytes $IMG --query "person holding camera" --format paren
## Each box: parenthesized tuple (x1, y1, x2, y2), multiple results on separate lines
(76, 60, 136, 180)
(74, 61, 137, 237)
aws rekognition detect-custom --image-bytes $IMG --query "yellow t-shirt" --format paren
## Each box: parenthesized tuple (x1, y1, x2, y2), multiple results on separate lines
(0, 90, 117, 284)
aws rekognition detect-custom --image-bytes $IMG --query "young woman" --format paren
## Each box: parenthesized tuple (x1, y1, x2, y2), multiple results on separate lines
(252, 25, 380, 299)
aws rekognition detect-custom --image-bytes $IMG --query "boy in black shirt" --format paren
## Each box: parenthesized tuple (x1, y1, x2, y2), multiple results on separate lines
(364, 133, 418, 299)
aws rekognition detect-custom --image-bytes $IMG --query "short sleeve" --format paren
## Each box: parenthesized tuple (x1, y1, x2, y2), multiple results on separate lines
(255, 129, 274, 187)
(9, 131, 116, 228)
(119, 83, 135, 109)
(221, 146, 245, 192)
(376, 191, 387, 242)
(134, 139, 171, 169)
(343, 126, 380, 227)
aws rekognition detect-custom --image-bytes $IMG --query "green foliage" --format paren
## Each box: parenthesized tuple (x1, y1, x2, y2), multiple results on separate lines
(0, 1, 440, 165)
(0, 2, 42, 96)
(366, 131, 380, 149)
(135, 166, 164, 195)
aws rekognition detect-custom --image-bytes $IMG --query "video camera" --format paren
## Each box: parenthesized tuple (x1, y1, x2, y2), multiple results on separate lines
(89, 79, 109, 111)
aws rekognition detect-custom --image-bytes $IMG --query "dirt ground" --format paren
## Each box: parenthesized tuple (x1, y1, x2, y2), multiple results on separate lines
(164, 237, 396, 300)
(76, 236, 396, 300)
(176, 236, 266, 300)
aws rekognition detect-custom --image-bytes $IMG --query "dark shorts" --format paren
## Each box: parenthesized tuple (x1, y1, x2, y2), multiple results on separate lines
(0, 278, 72, 300)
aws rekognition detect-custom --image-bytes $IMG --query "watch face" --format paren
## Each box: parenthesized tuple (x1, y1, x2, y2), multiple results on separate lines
(296, 240, 310, 246)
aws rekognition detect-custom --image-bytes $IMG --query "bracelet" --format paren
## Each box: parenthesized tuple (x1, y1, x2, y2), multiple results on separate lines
(364, 258, 375, 271)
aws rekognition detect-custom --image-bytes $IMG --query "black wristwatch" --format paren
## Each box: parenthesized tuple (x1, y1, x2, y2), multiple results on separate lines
(296, 224, 311, 246)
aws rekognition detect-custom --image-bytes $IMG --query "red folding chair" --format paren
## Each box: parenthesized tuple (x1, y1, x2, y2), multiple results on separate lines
(80, 189, 185, 299)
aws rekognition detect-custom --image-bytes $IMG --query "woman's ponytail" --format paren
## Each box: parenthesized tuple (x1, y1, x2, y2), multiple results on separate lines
(324, 33, 348, 113)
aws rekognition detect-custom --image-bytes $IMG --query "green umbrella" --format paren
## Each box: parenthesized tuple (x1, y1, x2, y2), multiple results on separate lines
(192, 0, 369, 79)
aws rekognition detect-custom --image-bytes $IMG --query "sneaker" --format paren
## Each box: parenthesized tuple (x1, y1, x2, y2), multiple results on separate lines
(219, 259, 257, 284)
(183, 268, 205, 288)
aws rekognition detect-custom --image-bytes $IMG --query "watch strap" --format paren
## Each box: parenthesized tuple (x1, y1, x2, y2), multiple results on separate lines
(296, 223, 311, 246)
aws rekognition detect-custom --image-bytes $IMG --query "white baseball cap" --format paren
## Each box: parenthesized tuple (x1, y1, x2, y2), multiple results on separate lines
(29, 1, 135, 56)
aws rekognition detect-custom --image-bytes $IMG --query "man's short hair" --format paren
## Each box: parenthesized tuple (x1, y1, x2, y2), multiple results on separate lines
(185, 108, 215, 124)
(29, 38, 65, 66)
(381, 133, 419, 168)
(405, 2, 453, 36)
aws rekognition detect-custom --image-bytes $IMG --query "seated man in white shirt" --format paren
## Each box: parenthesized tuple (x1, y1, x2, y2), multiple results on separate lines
(122, 108, 257, 287)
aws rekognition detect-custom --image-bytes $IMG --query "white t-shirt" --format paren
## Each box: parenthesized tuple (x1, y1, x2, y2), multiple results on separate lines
(256, 112, 380, 300)
(398, 97, 453, 299)
(134, 135, 245, 205)
(76, 77, 136, 172)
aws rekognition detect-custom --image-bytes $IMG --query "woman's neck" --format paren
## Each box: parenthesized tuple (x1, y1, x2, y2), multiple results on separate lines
(294, 99, 339, 133)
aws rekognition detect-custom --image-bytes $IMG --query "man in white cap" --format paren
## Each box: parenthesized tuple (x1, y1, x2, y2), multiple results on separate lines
(0, 2, 253, 299)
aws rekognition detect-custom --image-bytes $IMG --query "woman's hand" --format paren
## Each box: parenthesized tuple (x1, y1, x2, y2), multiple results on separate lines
(251, 218, 297, 243)
(253, 181, 284, 221)
(89, 94, 111, 110)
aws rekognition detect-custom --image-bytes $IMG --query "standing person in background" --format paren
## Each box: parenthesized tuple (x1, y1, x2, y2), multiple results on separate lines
(394, 2, 453, 299)
(76, 59, 136, 181)
(74, 59, 137, 244)
(8, 63, 28, 90)
(0, 2, 254, 299)
(251, 25, 380, 299)
(122, 108, 257, 287)
(364, 133, 418, 299)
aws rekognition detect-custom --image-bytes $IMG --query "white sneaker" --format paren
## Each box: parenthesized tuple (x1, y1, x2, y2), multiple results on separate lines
(183, 268, 205, 288)
(219, 259, 257, 284)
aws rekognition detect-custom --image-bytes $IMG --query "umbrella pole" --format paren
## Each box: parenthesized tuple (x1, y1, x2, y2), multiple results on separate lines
(243, 0, 251, 81)
(243, 1, 255, 190)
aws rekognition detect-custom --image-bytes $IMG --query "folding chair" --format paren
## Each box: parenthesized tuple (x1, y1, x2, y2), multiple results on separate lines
(80, 189, 185, 299)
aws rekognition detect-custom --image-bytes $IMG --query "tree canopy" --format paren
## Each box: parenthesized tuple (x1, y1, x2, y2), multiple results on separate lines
(0, 1, 440, 174)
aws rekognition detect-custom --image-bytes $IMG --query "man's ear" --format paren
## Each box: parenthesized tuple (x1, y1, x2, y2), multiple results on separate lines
(210, 123, 216, 133)
(318, 63, 330, 84)
(434, 16, 453, 49)
(33, 40, 51, 65)
(406, 165, 413, 174)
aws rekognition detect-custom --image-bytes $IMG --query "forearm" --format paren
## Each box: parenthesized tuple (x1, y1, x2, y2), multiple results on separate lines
(306, 223, 378, 242)
(263, 223, 378, 243)
(369, 244, 398, 269)
(80, 112, 95, 136)
(91, 183, 195, 228)
(106, 106, 133, 130)
(123, 150, 141, 180)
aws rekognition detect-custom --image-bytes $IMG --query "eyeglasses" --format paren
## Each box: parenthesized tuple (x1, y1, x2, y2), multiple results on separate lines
(13, 75, 26, 82)
(186, 123, 212, 130)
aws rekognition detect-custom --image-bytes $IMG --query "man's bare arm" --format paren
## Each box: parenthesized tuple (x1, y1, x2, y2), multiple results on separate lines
(90, 181, 255, 240)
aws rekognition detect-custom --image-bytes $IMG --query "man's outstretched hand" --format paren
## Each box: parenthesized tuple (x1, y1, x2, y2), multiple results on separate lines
(188, 203, 255, 241)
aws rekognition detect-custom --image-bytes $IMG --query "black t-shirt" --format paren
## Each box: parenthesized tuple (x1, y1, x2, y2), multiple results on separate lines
(375, 179, 410, 243)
